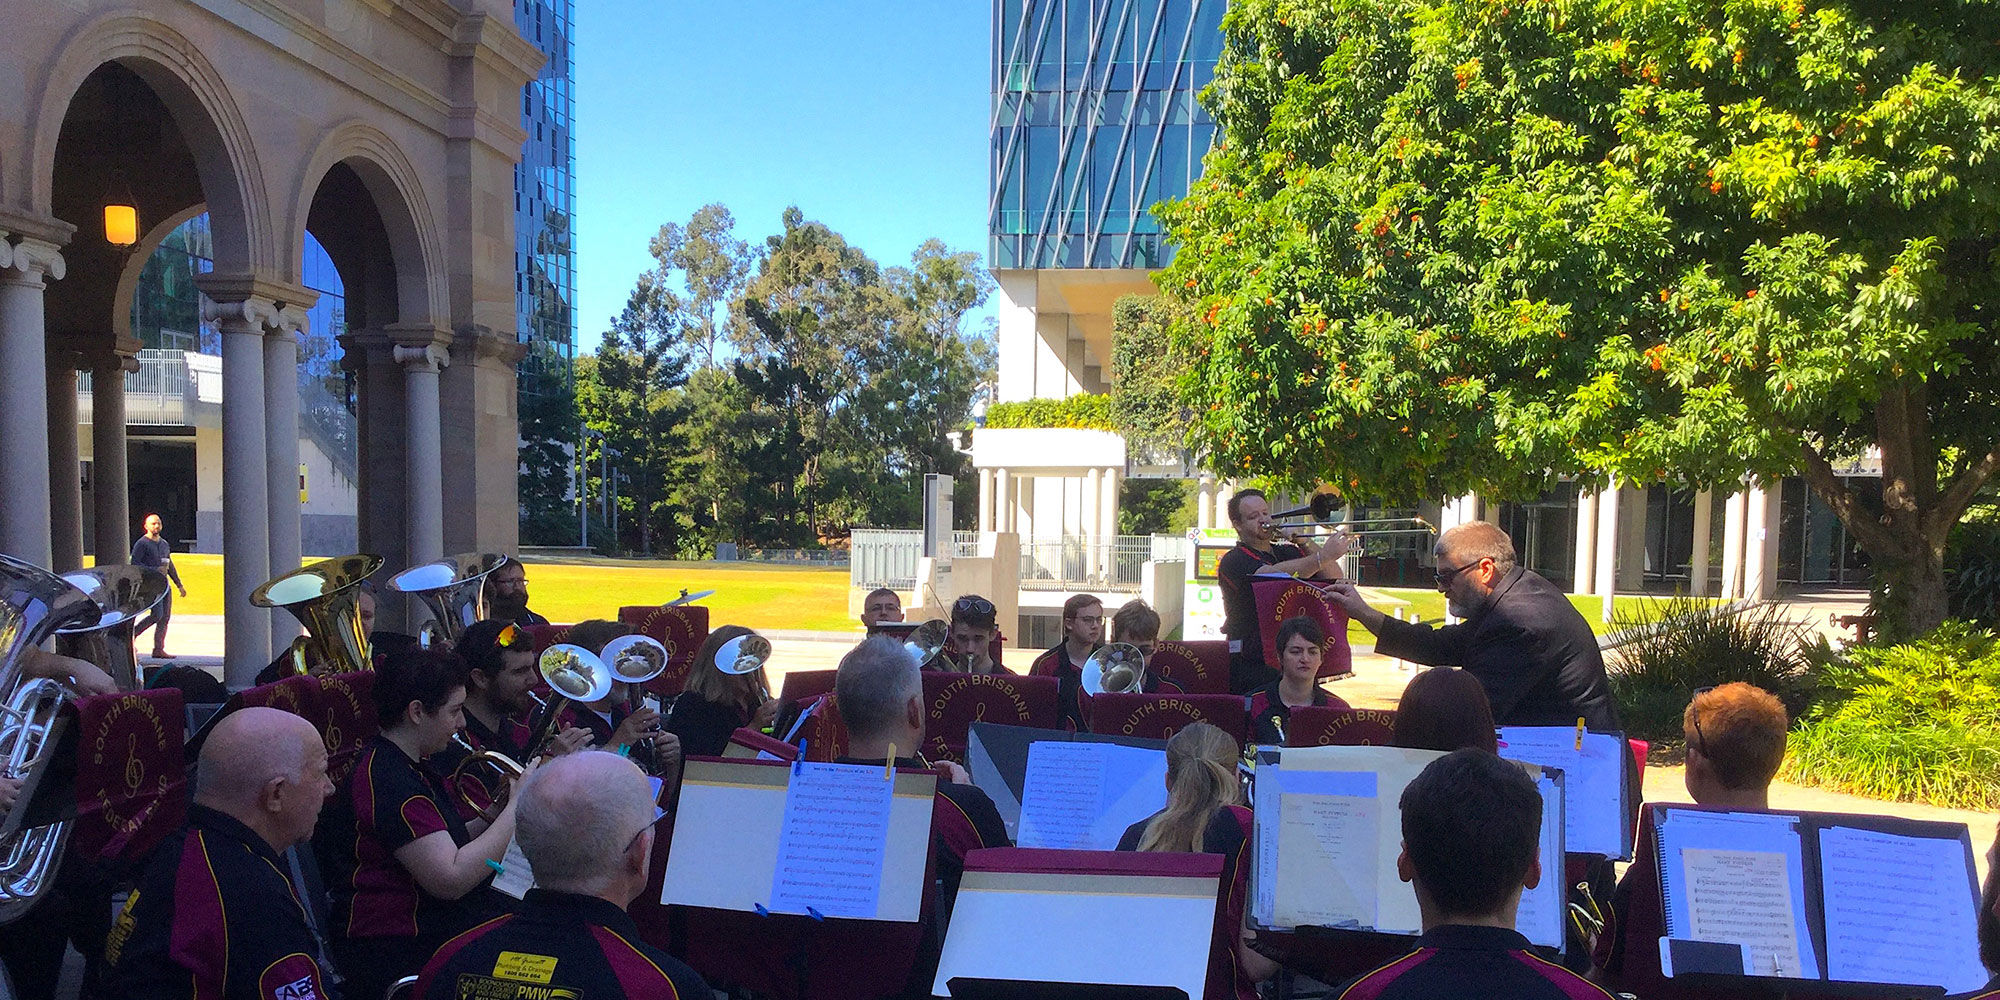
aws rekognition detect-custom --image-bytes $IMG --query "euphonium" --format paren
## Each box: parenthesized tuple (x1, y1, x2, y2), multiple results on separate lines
(1081, 642, 1148, 695)
(902, 619, 953, 671)
(386, 553, 509, 650)
(55, 566, 168, 692)
(0, 554, 104, 924)
(250, 554, 381, 677)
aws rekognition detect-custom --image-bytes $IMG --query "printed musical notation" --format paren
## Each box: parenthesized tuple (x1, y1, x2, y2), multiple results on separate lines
(769, 762, 894, 918)
(1820, 826, 1985, 991)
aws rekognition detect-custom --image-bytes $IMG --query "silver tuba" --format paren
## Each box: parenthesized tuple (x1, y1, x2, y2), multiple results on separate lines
(386, 553, 508, 650)
(252, 554, 382, 676)
(0, 554, 104, 923)
(57, 566, 170, 692)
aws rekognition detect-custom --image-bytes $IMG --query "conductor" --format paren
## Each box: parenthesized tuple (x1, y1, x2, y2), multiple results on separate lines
(1216, 490, 1349, 693)
(1325, 521, 1620, 730)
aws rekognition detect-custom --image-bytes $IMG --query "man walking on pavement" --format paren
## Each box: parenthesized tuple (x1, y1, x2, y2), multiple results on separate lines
(132, 513, 188, 659)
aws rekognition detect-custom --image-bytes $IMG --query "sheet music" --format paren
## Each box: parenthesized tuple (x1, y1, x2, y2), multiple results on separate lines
(1274, 784, 1378, 928)
(1498, 727, 1626, 857)
(1016, 741, 1166, 850)
(1819, 826, 1985, 991)
(769, 762, 893, 918)
(1682, 849, 1809, 978)
(491, 837, 534, 899)
(1511, 771, 1567, 950)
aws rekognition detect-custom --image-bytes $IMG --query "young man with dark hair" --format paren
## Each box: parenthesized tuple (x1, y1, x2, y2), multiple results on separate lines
(1110, 599, 1162, 658)
(946, 594, 1002, 674)
(1030, 594, 1104, 729)
(1217, 489, 1349, 693)
(1340, 749, 1610, 999)
(861, 587, 905, 632)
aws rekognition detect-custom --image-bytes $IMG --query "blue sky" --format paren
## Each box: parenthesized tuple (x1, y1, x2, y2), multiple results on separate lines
(574, 0, 993, 352)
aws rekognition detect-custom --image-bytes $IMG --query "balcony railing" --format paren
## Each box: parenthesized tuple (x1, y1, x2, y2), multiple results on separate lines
(78, 349, 192, 426)
(849, 529, 1162, 594)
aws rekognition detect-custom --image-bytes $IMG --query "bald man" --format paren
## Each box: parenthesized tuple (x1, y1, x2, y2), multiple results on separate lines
(413, 752, 708, 999)
(105, 707, 336, 1000)
(1326, 521, 1620, 729)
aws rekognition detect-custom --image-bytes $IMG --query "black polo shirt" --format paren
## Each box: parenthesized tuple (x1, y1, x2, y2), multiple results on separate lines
(1247, 680, 1338, 746)
(1217, 542, 1304, 691)
(104, 805, 329, 1000)
(413, 889, 707, 999)
(664, 692, 749, 759)
(1335, 924, 1613, 999)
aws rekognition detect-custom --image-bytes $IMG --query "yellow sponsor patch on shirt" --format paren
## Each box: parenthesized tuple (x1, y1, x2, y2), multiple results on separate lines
(491, 952, 558, 983)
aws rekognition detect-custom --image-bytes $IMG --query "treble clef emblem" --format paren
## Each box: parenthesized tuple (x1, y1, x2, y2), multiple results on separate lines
(124, 734, 143, 792)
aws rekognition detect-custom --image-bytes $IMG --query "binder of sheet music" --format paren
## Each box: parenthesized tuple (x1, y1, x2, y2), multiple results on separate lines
(661, 758, 938, 922)
(1653, 805, 1988, 993)
(1497, 726, 1632, 859)
(1249, 745, 1567, 950)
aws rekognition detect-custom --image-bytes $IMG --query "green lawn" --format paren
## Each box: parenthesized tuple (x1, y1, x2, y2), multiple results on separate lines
(1347, 588, 1708, 645)
(114, 553, 856, 632)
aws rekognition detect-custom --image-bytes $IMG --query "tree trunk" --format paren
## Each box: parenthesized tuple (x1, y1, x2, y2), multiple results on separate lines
(1870, 544, 1950, 641)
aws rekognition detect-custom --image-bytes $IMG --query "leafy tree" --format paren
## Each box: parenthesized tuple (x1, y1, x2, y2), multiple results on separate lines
(579, 279, 690, 555)
(1160, 0, 2000, 637)
(648, 204, 757, 367)
(1120, 478, 1197, 535)
(1111, 294, 1197, 465)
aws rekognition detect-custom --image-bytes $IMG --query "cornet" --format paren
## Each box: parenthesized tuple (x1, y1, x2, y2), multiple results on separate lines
(522, 644, 614, 760)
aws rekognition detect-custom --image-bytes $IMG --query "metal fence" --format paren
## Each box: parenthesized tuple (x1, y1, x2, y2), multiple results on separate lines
(850, 529, 1157, 593)
(79, 349, 192, 426)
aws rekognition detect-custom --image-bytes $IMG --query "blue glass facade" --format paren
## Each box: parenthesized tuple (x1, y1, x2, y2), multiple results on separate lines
(990, 0, 1224, 270)
(514, 0, 577, 385)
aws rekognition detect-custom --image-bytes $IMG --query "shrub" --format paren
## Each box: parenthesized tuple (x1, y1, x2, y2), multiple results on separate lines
(1605, 594, 1816, 746)
(983, 394, 1117, 430)
(1784, 622, 2000, 810)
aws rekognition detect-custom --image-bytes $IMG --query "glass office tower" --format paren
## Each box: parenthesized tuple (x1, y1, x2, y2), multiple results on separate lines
(989, 0, 1224, 270)
(514, 0, 577, 384)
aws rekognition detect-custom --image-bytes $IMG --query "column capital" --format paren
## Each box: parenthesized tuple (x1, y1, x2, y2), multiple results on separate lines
(394, 343, 449, 372)
(0, 211, 76, 250)
(0, 234, 66, 284)
(451, 323, 530, 366)
(193, 273, 318, 319)
(386, 321, 454, 352)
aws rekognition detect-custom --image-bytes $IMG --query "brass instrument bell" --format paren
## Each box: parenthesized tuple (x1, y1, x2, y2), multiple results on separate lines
(1081, 642, 1148, 695)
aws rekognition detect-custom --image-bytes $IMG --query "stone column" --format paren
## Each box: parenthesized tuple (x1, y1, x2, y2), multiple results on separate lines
(264, 307, 309, 659)
(1215, 481, 1234, 529)
(0, 233, 65, 566)
(206, 295, 274, 687)
(995, 468, 1012, 534)
(396, 344, 448, 571)
(1083, 467, 1102, 573)
(977, 468, 994, 532)
(1594, 482, 1620, 604)
(91, 354, 134, 565)
(47, 359, 82, 570)
(1572, 486, 1598, 595)
(1688, 489, 1713, 597)
(1101, 467, 1121, 578)
(1019, 474, 1036, 540)
(1745, 484, 1777, 601)
(1722, 489, 1748, 599)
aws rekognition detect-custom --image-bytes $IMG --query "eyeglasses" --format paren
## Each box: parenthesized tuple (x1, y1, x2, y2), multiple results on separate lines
(495, 623, 530, 650)
(625, 805, 668, 854)
(953, 596, 995, 619)
(1434, 559, 1483, 590)
(1689, 686, 1715, 758)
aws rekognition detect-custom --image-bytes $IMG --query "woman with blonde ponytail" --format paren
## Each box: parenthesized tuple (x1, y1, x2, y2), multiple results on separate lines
(1115, 723, 1276, 999)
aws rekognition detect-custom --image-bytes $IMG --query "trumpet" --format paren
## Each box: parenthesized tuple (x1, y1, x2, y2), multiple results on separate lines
(447, 733, 525, 824)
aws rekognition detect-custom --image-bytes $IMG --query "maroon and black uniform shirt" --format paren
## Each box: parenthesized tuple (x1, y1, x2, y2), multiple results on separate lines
(414, 889, 708, 1000)
(1247, 681, 1349, 746)
(1336, 924, 1614, 1000)
(315, 735, 504, 944)
(103, 805, 329, 1000)
(1216, 542, 1305, 693)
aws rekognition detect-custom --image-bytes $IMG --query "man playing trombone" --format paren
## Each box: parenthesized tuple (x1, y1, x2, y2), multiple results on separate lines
(1217, 489, 1351, 694)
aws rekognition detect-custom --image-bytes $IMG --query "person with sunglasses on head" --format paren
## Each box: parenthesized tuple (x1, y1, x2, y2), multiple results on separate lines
(944, 594, 1004, 674)
(1217, 489, 1353, 694)
(412, 751, 709, 1000)
(1325, 521, 1619, 731)
(1590, 683, 1789, 999)
(441, 620, 592, 816)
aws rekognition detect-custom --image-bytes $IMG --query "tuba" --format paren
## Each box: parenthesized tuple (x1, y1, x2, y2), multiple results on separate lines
(1081, 642, 1148, 695)
(0, 555, 104, 923)
(250, 554, 381, 677)
(386, 553, 508, 650)
(56, 566, 168, 692)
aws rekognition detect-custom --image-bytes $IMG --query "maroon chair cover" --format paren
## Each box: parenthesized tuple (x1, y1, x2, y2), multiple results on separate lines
(919, 672, 1059, 763)
(66, 689, 187, 863)
(317, 671, 378, 788)
(1250, 578, 1353, 679)
(230, 673, 320, 719)
(778, 669, 838, 705)
(1284, 707, 1397, 747)
(1084, 692, 1250, 745)
(723, 727, 799, 761)
(789, 694, 850, 762)
(618, 604, 711, 697)
(1146, 640, 1231, 695)
(524, 623, 572, 654)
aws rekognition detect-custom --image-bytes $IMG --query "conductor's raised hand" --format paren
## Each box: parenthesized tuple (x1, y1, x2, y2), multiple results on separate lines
(1322, 580, 1387, 633)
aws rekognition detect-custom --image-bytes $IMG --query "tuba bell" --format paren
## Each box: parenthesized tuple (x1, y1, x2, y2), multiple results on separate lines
(0, 555, 104, 923)
(1082, 642, 1148, 695)
(251, 554, 382, 677)
(386, 553, 509, 650)
(56, 566, 169, 692)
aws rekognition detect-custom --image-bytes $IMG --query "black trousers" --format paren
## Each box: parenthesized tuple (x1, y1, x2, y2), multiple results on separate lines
(134, 588, 172, 653)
